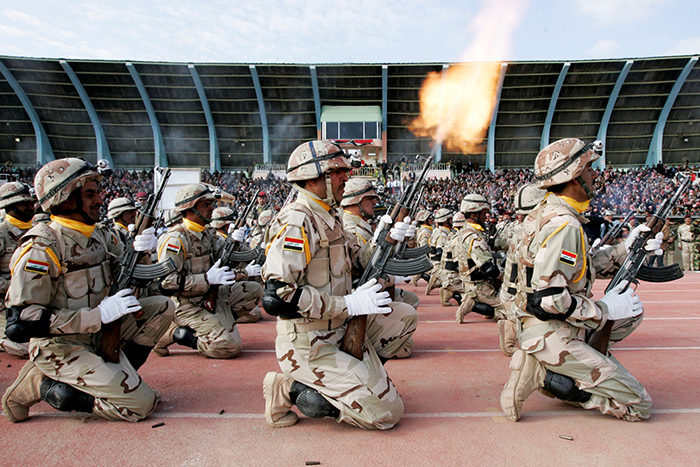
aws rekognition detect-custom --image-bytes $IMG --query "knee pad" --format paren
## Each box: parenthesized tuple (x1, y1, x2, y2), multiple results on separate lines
(472, 302, 495, 318)
(290, 381, 340, 419)
(122, 343, 153, 371)
(173, 326, 198, 349)
(40, 379, 95, 413)
(543, 370, 592, 403)
(453, 293, 463, 304)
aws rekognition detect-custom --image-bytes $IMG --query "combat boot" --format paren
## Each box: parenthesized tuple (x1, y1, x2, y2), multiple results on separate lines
(500, 349, 546, 422)
(263, 372, 298, 428)
(424, 275, 438, 296)
(456, 299, 472, 323)
(440, 288, 453, 306)
(2, 361, 47, 423)
(498, 319, 518, 357)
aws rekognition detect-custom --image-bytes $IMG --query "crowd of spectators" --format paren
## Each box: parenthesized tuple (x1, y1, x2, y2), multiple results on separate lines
(3, 162, 700, 224)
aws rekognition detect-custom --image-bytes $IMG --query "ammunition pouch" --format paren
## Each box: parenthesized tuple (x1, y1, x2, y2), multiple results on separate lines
(5, 306, 52, 343)
(262, 280, 303, 320)
(445, 260, 459, 271)
(526, 290, 577, 321)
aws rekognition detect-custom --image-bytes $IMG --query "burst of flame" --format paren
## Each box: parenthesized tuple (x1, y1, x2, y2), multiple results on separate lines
(408, 0, 528, 155)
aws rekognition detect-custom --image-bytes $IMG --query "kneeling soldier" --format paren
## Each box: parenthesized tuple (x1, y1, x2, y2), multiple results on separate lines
(2, 158, 174, 423)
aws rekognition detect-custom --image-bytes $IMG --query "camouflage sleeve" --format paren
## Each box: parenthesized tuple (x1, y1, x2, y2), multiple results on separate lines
(262, 211, 348, 321)
(157, 232, 209, 295)
(531, 221, 603, 329)
(468, 232, 495, 267)
(7, 240, 101, 335)
(590, 241, 626, 277)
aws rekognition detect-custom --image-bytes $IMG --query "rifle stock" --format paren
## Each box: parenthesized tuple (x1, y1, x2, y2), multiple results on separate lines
(341, 156, 432, 359)
(98, 168, 172, 363)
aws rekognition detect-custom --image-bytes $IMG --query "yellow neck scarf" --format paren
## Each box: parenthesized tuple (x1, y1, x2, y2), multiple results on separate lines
(559, 195, 590, 214)
(5, 214, 32, 230)
(51, 215, 96, 237)
(183, 218, 206, 232)
(310, 197, 332, 212)
(467, 222, 484, 232)
(115, 222, 129, 231)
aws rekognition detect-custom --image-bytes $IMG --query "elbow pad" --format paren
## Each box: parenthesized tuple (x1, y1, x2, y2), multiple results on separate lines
(479, 260, 500, 280)
(5, 306, 51, 343)
(526, 289, 577, 321)
(262, 280, 303, 320)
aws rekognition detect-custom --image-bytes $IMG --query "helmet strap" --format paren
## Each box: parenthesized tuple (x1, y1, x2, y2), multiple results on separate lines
(575, 175, 597, 200)
(190, 206, 212, 224)
(51, 190, 97, 225)
(323, 175, 337, 208)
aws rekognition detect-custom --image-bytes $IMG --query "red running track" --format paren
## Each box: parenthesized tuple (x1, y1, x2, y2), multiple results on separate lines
(2, 274, 700, 466)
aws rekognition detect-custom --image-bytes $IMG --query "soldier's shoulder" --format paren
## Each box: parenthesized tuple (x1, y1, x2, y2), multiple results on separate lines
(278, 203, 311, 228)
(21, 222, 60, 246)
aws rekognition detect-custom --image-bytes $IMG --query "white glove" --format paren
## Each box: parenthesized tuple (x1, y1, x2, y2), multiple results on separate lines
(133, 227, 158, 253)
(344, 278, 392, 316)
(229, 227, 246, 243)
(373, 214, 393, 241)
(599, 280, 644, 321)
(245, 262, 262, 277)
(98, 289, 141, 324)
(625, 224, 651, 252)
(645, 231, 663, 256)
(206, 259, 236, 285)
(591, 238, 601, 249)
(393, 275, 411, 283)
(405, 220, 417, 239)
(389, 216, 410, 242)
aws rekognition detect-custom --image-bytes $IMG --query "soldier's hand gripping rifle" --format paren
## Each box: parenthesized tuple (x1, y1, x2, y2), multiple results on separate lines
(588, 173, 691, 355)
(201, 188, 261, 312)
(394, 185, 431, 259)
(98, 168, 177, 363)
(341, 156, 434, 360)
(590, 210, 635, 256)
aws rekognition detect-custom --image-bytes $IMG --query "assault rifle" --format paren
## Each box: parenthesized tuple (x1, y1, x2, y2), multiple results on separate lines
(588, 173, 691, 355)
(341, 155, 434, 359)
(98, 168, 177, 363)
(394, 185, 431, 260)
(590, 211, 635, 256)
(201, 189, 260, 312)
(253, 186, 297, 266)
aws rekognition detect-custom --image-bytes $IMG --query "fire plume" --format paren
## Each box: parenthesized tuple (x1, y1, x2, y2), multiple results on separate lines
(407, 0, 527, 155)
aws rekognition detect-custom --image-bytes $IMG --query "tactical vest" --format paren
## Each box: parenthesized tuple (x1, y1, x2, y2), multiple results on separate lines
(169, 223, 217, 298)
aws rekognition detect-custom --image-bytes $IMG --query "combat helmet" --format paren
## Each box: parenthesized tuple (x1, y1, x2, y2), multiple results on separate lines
(452, 212, 466, 228)
(514, 183, 546, 216)
(340, 178, 378, 207)
(174, 184, 217, 213)
(163, 209, 183, 228)
(286, 140, 355, 182)
(434, 208, 452, 223)
(415, 210, 431, 223)
(534, 138, 602, 195)
(0, 182, 35, 210)
(107, 197, 137, 220)
(210, 207, 236, 229)
(460, 194, 490, 213)
(34, 158, 103, 212)
(257, 209, 274, 227)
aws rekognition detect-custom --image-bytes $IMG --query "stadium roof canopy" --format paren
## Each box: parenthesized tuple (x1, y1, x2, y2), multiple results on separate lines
(0, 55, 698, 170)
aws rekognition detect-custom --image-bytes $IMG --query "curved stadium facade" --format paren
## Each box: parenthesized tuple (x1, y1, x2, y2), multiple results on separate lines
(0, 55, 698, 171)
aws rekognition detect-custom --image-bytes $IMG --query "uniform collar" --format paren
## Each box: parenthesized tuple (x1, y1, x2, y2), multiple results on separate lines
(50, 215, 96, 238)
(297, 189, 336, 229)
(466, 222, 484, 232)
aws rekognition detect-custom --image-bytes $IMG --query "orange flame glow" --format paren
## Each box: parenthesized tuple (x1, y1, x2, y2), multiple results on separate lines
(408, 0, 528, 155)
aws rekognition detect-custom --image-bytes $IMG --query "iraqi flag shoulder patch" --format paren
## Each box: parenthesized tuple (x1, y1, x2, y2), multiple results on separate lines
(559, 249, 577, 266)
(166, 241, 181, 254)
(283, 236, 304, 253)
(25, 258, 50, 275)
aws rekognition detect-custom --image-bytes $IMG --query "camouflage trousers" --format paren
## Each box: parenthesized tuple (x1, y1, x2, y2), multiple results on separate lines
(395, 287, 420, 310)
(28, 295, 174, 422)
(440, 269, 463, 294)
(367, 301, 418, 359)
(0, 309, 29, 358)
(157, 280, 263, 359)
(275, 317, 403, 430)
(520, 315, 651, 421)
(680, 242, 698, 270)
(458, 280, 505, 320)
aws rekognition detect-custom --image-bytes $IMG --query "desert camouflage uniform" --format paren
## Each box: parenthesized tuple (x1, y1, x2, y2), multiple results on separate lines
(6, 220, 174, 421)
(343, 210, 419, 358)
(455, 222, 504, 322)
(262, 188, 403, 430)
(155, 221, 263, 358)
(0, 216, 31, 357)
(411, 223, 433, 285)
(514, 194, 651, 421)
(677, 222, 696, 271)
(425, 225, 450, 293)
(494, 219, 517, 252)
(439, 226, 465, 305)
